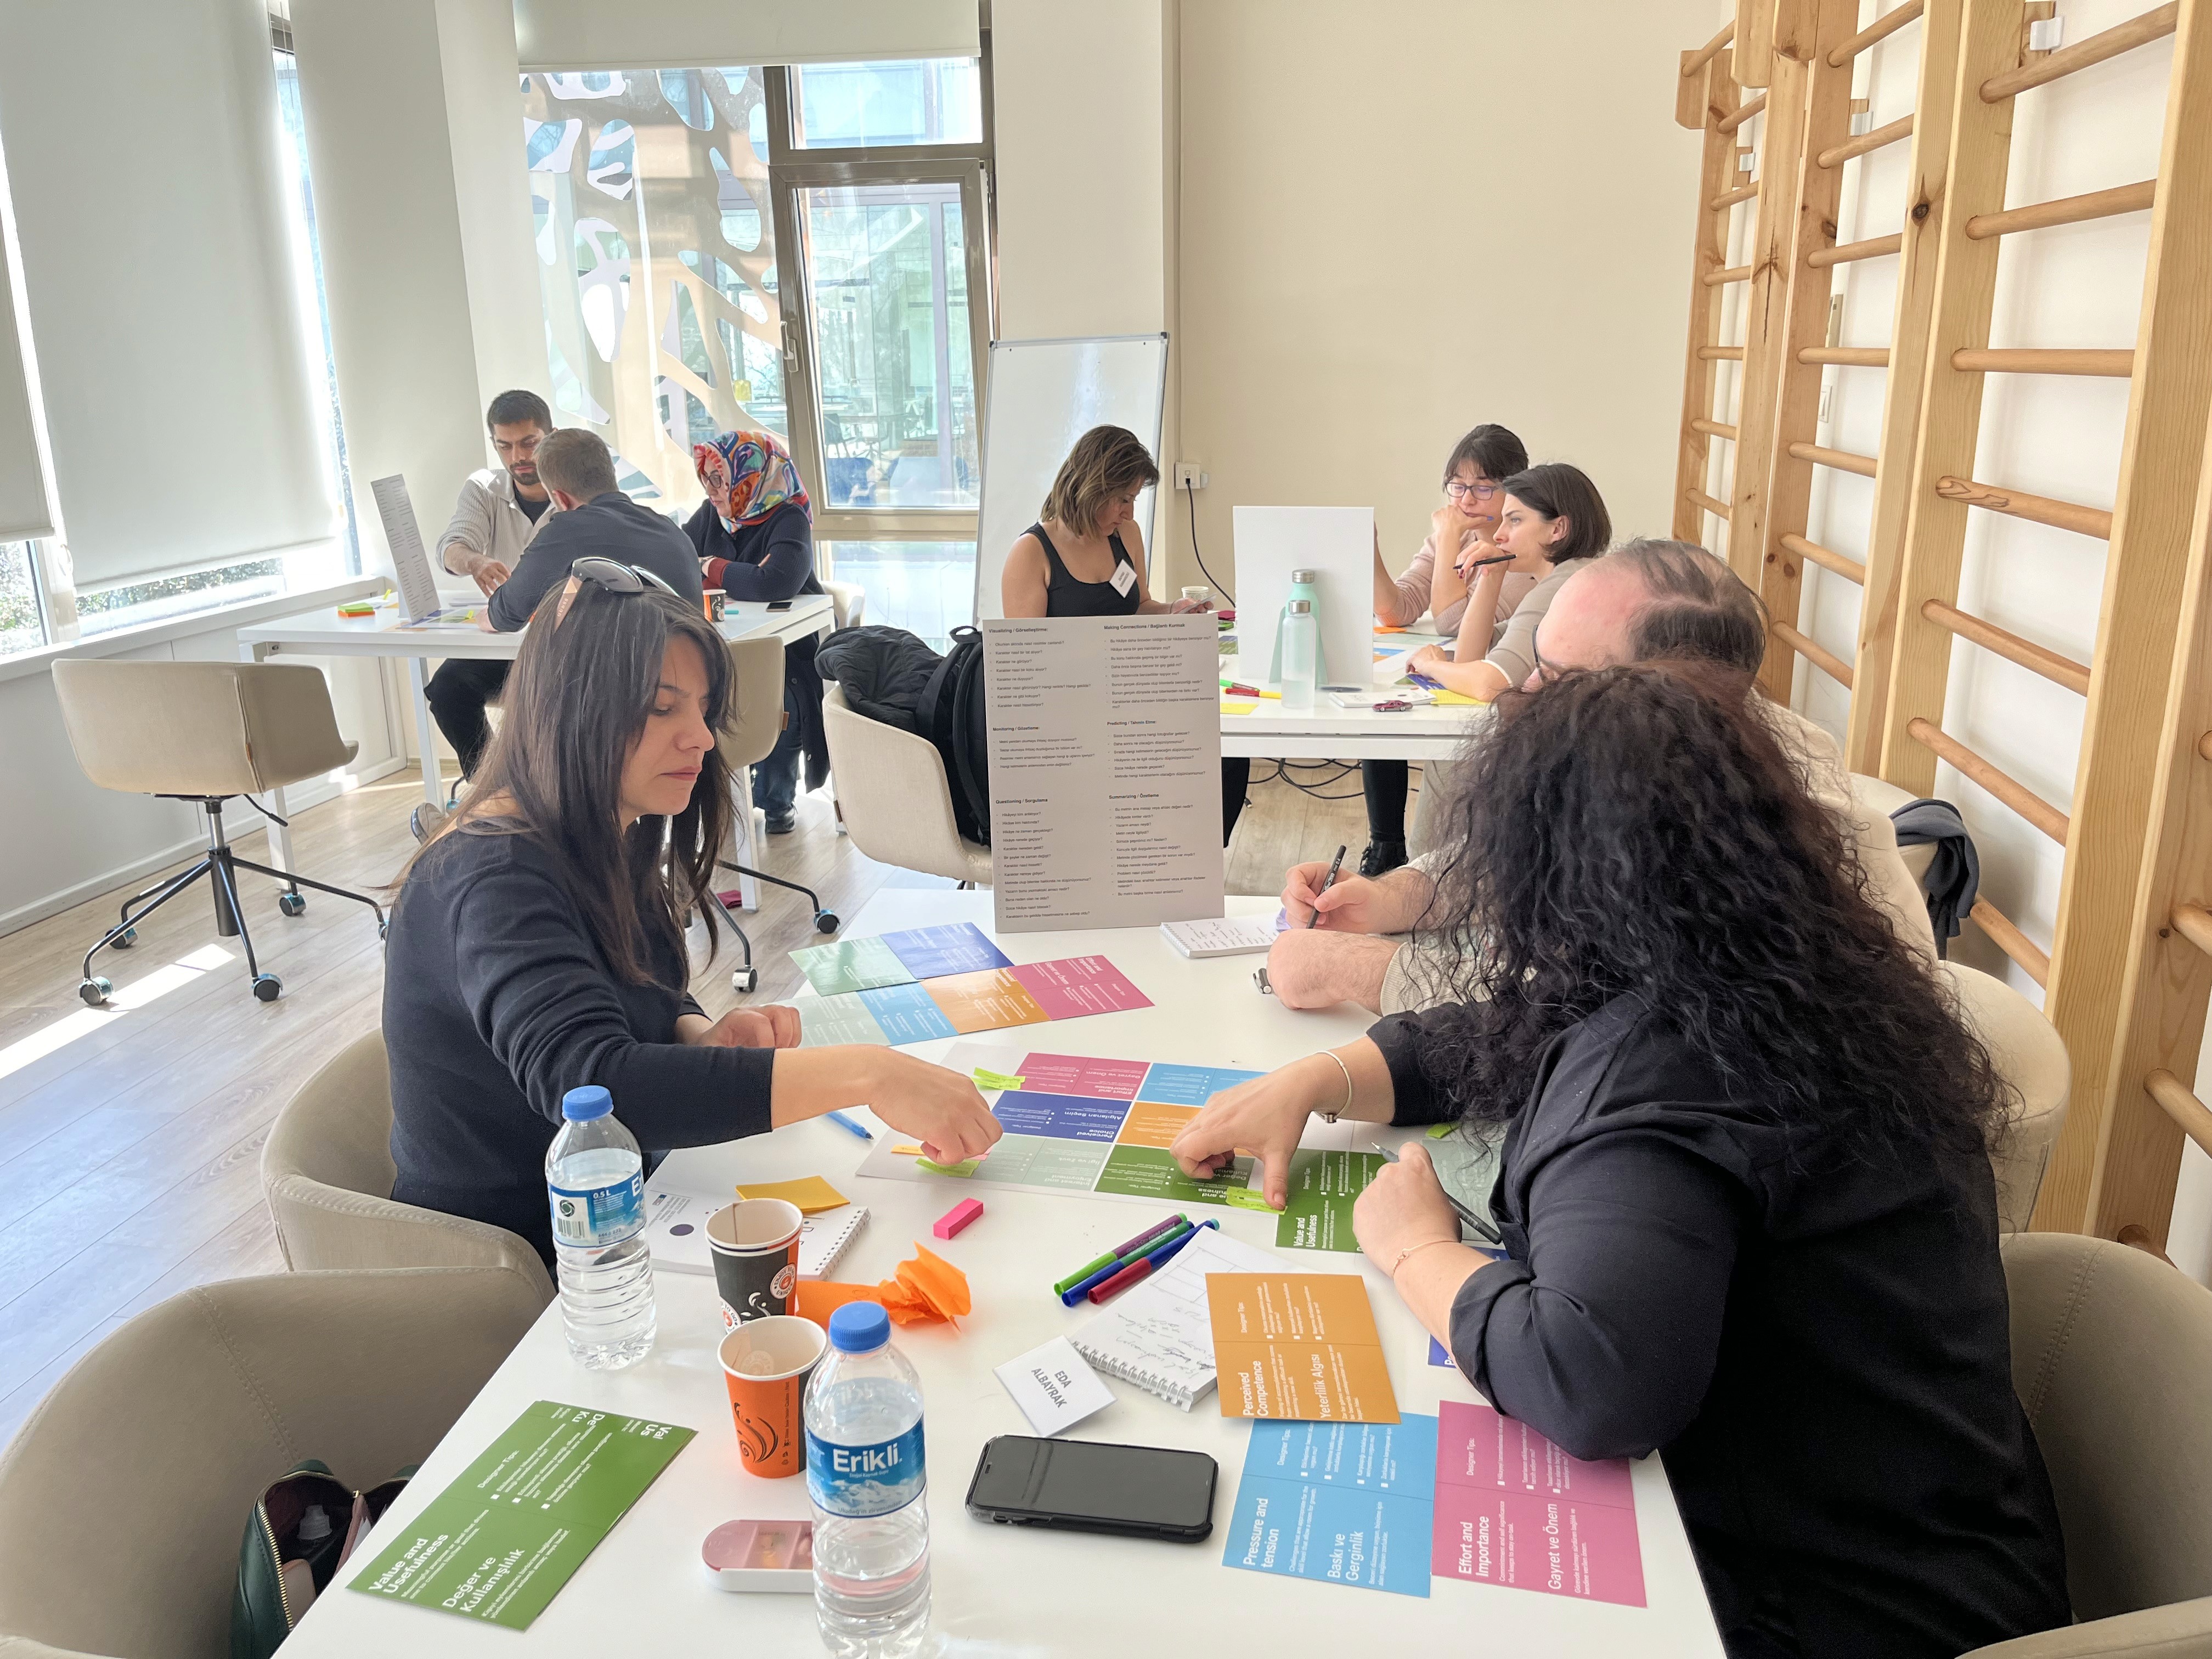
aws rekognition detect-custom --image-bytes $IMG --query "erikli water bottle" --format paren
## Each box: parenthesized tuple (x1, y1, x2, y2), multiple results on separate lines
(544, 1084, 656, 1370)
(805, 1301, 930, 1657)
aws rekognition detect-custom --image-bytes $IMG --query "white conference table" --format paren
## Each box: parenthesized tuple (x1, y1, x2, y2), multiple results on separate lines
(285, 890, 1722, 1658)
(1220, 631, 1485, 761)
(236, 591, 834, 882)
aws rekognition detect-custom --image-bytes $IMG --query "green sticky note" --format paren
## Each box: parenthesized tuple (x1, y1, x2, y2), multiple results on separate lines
(1427, 1122, 1455, 1139)
(1225, 1186, 1277, 1211)
(350, 1401, 692, 1629)
(1275, 1150, 1386, 1251)
(916, 1155, 983, 1177)
(972, 1068, 1026, 1092)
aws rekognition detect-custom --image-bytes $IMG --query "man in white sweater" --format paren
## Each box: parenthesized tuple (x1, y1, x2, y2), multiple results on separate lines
(1267, 541, 1934, 1015)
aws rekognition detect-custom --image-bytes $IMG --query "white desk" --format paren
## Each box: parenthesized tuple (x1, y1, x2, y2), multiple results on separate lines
(236, 593, 835, 878)
(1220, 633, 1485, 761)
(286, 891, 1722, 1658)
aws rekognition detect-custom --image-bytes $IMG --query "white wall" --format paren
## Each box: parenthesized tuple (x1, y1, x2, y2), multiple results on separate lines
(1171, 0, 1716, 592)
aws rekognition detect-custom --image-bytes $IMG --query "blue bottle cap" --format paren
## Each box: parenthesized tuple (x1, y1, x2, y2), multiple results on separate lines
(827, 1301, 890, 1353)
(562, 1085, 612, 1121)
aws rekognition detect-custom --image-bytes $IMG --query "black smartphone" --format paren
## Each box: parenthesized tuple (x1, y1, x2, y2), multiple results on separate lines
(965, 1436, 1216, 1542)
(766, 599, 794, 612)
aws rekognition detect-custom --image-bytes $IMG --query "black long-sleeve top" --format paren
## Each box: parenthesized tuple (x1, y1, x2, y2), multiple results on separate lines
(1371, 994, 2068, 1659)
(685, 500, 829, 791)
(486, 491, 706, 631)
(384, 827, 773, 1266)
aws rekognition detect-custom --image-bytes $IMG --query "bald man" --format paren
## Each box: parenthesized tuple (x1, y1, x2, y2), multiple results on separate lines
(1267, 540, 1934, 1014)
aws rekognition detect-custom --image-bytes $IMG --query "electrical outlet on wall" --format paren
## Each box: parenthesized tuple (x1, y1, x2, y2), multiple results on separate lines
(1174, 463, 1208, 490)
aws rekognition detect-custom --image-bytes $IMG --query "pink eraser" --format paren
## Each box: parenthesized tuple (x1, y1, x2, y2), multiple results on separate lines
(933, 1198, 984, 1239)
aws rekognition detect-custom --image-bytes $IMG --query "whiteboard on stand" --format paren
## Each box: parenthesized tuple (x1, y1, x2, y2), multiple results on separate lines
(972, 334, 1170, 622)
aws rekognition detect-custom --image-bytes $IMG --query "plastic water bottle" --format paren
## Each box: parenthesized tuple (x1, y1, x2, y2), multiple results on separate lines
(544, 1084, 656, 1370)
(1279, 597, 1319, 711)
(805, 1302, 929, 1657)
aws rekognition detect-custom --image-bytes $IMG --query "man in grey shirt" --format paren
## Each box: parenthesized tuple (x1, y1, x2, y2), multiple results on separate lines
(421, 391, 557, 822)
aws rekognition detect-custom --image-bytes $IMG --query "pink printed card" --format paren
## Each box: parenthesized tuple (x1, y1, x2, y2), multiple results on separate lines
(1013, 1052, 1153, 1100)
(1006, 958, 1154, 1020)
(1431, 1401, 1645, 1606)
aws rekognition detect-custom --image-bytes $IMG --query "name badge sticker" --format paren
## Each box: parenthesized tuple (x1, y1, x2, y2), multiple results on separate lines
(1109, 561, 1137, 597)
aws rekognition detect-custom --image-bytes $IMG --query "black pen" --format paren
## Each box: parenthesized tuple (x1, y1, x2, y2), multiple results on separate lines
(1308, 844, 1348, 928)
(1375, 1143, 1503, 1244)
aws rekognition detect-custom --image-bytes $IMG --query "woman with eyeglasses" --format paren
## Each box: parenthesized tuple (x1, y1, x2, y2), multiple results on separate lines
(685, 428, 827, 837)
(1404, 461, 1612, 704)
(385, 561, 1003, 1269)
(1358, 424, 1530, 876)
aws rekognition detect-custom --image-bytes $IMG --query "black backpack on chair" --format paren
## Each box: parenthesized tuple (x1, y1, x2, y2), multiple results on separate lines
(916, 624, 991, 846)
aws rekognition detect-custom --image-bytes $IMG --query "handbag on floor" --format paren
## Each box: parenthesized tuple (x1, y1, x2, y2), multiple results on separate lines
(231, 1459, 412, 1657)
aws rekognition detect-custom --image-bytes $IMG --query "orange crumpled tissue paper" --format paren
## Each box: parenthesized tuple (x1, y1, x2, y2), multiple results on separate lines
(794, 1243, 971, 1329)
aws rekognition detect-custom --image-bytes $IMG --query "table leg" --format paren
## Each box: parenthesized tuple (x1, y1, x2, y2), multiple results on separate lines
(409, 656, 443, 805)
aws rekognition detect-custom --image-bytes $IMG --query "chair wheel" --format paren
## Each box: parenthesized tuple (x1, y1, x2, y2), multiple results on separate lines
(279, 892, 307, 917)
(252, 973, 283, 1003)
(112, 927, 136, 949)
(814, 911, 839, 934)
(732, 967, 759, 994)
(79, 977, 112, 1007)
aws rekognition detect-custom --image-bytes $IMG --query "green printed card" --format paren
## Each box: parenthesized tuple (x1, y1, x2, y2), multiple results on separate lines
(351, 1401, 693, 1629)
(1276, 1150, 1385, 1251)
(1093, 1144, 1256, 1205)
(791, 936, 913, 996)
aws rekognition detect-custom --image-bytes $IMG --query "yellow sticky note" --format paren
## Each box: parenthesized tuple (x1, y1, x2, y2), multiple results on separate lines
(1224, 1187, 1277, 1212)
(733, 1176, 850, 1214)
(1221, 699, 1259, 715)
(916, 1155, 983, 1177)
(973, 1068, 1025, 1091)
(891, 1144, 925, 1156)
(1431, 689, 1485, 707)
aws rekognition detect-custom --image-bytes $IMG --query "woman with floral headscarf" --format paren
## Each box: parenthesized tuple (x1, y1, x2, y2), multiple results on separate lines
(684, 427, 828, 835)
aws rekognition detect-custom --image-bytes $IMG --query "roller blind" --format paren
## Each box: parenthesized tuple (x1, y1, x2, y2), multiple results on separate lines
(513, 0, 980, 72)
(0, 143, 53, 543)
(0, 0, 336, 586)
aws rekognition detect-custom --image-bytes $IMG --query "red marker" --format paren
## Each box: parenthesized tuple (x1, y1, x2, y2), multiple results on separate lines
(1087, 1257, 1154, 1303)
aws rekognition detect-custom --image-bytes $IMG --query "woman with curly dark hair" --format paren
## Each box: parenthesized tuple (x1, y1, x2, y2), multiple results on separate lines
(1172, 661, 2067, 1658)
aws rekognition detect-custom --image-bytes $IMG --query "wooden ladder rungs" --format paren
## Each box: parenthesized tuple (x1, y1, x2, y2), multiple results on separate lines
(1797, 346, 1891, 367)
(1788, 441, 1878, 478)
(1982, 3, 2180, 101)
(1966, 180, 2156, 240)
(1772, 620, 1853, 686)
(1972, 898, 2050, 987)
(1782, 532, 1865, 583)
(1808, 232, 1904, 269)
(1933, 475, 2113, 539)
(1827, 0, 1925, 66)
(1921, 599, 2091, 695)
(1951, 348, 2135, 377)
(1907, 717, 2072, 845)
(1818, 113, 1912, 169)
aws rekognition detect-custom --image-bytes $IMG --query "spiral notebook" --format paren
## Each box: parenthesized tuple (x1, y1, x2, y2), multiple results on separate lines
(1068, 1228, 1286, 1410)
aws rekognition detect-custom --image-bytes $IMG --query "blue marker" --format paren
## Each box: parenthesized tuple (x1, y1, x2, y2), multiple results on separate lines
(824, 1110, 873, 1142)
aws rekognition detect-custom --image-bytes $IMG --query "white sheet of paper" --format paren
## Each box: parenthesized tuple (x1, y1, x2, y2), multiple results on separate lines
(984, 615, 1224, 933)
(369, 474, 444, 624)
(994, 1335, 1117, 1436)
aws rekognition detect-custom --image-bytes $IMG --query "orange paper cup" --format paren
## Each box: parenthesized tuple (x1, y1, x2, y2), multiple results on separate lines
(719, 1315, 827, 1479)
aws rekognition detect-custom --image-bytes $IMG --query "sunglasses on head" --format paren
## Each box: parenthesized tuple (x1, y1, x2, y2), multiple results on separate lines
(554, 557, 680, 627)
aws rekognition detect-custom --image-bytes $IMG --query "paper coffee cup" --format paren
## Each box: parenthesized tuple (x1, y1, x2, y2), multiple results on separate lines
(708, 1199, 804, 1331)
(719, 1316, 826, 1479)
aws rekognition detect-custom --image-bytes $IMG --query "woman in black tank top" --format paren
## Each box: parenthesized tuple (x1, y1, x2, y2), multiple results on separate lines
(998, 427, 1249, 844)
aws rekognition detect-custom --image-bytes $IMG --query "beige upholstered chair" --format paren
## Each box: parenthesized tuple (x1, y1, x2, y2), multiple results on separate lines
(1939, 962, 2069, 1232)
(50, 658, 385, 1007)
(262, 1030, 554, 1304)
(712, 636, 838, 992)
(823, 683, 992, 886)
(1960, 1234, 2212, 1657)
(1852, 771, 1937, 885)
(822, 578, 866, 631)
(0, 1267, 541, 1659)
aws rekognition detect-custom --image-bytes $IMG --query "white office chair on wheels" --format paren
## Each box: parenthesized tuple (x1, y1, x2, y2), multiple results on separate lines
(822, 684, 992, 887)
(50, 658, 386, 1007)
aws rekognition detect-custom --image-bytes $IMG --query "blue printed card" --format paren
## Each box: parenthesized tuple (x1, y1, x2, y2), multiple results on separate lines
(878, 922, 1013, 980)
(856, 981, 959, 1045)
(1133, 1062, 1266, 1108)
(1223, 1417, 1439, 1598)
(989, 1090, 1132, 1143)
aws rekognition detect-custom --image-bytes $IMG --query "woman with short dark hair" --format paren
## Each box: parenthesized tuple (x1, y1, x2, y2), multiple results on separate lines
(384, 564, 1001, 1267)
(1174, 661, 2068, 1658)
(1407, 460, 1611, 703)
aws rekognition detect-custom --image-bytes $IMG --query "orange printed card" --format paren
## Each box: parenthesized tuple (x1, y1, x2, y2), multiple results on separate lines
(1115, 1101, 1198, 1149)
(921, 970, 1050, 1034)
(1205, 1272, 1400, 1424)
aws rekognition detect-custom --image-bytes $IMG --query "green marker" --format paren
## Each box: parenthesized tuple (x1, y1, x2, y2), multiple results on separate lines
(1053, 1252, 1119, 1296)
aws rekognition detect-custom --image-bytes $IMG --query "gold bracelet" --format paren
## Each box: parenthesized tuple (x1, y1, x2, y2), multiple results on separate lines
(1391, 1237, 1459, 1280)
(1318, 1048, 1355, 1124)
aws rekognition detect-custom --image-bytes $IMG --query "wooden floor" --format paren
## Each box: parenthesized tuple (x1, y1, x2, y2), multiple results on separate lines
(0, 757, 1383, 1445)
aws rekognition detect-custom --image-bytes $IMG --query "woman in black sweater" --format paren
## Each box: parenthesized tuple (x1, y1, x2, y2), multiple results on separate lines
(383, 565, 1000, 1266)
(684, 428, 826, 835)
(1172, 661, 2069, 1658)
